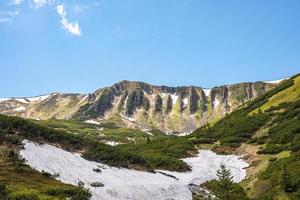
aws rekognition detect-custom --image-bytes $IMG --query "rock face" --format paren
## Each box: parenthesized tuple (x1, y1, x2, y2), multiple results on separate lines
(0, 80, 277, 133)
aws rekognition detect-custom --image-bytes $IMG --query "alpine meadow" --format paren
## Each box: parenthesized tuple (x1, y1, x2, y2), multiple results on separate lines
(0, 0, 299, 200)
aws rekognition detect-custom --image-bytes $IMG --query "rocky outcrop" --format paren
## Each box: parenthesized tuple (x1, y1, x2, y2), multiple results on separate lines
(0, 80, 278, 133)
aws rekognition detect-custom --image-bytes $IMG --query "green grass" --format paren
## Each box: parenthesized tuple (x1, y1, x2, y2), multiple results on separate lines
(38, 119, 152, 144)
(252, 75, 300, 114)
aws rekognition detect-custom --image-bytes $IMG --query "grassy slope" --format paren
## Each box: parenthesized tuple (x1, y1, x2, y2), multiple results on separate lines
(0, 133, 90, 200)
(192, 74, 300, 200)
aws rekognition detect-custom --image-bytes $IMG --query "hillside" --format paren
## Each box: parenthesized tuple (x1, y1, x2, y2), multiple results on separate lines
(0, 74, 299, 200)
(192, 73, 300, 200)
(0, 80, 278, 134)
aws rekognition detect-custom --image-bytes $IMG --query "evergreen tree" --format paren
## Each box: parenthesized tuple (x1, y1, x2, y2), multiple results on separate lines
(280, 166, 291, 193)
(215, 164, 234, 200)
(0, 182, 9, 200)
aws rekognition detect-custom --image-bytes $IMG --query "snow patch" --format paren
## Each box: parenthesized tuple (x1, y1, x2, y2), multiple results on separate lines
(14, 98, 29, 104)
(171, 94, 179, 104)
(203, 88, 211, 97)
(20, 140, 248, 200)
(213, 98, 220, 108)
(104, 140, 120, 146)
(121, 114, 136, 122)
(264, 77, 290, 84)
(0, 98, 10, 102)
(85, 120, 101, 125)
(182, 98, 188, 108)
(26, 94, 50, 102)
(13, 106, 26, 112)
(177, 132, 193, 137)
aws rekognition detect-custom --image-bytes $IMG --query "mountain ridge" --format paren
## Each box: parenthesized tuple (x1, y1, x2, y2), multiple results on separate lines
(0, 79, 283, 133)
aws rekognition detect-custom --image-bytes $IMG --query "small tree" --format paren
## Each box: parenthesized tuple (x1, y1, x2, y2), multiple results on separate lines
(215, 164, 234, 200)
(280, 166, 291, 193)
(0, 182, 9, 200)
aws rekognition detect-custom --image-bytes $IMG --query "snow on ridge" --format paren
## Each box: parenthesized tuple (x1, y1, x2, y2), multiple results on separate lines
(0, 98, 10, 102)
(13, 106, 26, 112)
(26, 94, 51, 102)
(14, 98, 29, 104)
(264, 77, 290, 84)
(202, 88, 211, 97)
(20, 141, 248, 200)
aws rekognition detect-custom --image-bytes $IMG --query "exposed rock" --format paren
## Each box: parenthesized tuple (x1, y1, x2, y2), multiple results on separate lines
(78, 181, 85, 187)
(0, 80, 278, 133)
(90, 182, 104, 187)
(93, 168, 102, 173)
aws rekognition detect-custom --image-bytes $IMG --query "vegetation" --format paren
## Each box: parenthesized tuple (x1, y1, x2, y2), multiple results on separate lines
(0, 128, 91, 200)
(197, 164, 249, 200)
(192, 74, 300, 200)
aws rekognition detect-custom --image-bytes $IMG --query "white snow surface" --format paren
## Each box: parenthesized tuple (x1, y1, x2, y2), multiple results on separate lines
(0, 98, 10, 102)
(264, 77, 289, 84)
(20, 140, 248, 200)
(182, 97, 188, 108)
(213, 98, 220, 108)
(14, 98, 29, 104)
(13, 106, 26, 112)
(26, 94, 50, 102)
(177, 132, 193, 137)
(103, 140, 120, 146)
(85, 119, 101, 125)
(203, 88, 211, 97)
(170, 94, 179, 104)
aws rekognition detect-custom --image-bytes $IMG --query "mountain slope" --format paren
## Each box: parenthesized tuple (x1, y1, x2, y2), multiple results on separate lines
(0, 80, 278, 133)
(192, 73, 300, 200)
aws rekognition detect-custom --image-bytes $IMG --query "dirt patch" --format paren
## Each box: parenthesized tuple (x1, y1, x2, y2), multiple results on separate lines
(234, 144, 262, 179)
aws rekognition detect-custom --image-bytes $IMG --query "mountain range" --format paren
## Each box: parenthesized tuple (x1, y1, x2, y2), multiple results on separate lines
(0, 79, 284, 133)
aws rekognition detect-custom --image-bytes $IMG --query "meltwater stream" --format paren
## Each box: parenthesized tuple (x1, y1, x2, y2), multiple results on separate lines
(20, 141, 248, 200)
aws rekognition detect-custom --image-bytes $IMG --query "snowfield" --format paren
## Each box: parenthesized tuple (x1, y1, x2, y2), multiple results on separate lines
(20, 140, 248, 200)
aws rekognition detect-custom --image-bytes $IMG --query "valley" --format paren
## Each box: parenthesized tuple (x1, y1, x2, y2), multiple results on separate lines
(0, 74, 299, 200)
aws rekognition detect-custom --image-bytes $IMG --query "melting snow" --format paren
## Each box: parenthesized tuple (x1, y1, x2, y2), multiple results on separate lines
(183, 98, 188, 108)
(203, 89, 211, 97)
(213, 98, 220, 108)
(85, 120, 101, 125)
(26, 94, 50, 102)
(170, 94, 179, 104)
(177, 132, 193, 137)
(14, 98, 29, 104)
(13, 106, 26, 112)
(120, 114, 136, 122)
(264, 77, 289, 84)
(104, 140, 120, 146)
(0, 98, 10, 102)
(20, 140, 248, 200)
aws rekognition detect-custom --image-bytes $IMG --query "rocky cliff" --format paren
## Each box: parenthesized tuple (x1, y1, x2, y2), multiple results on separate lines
(0, 80, 278, 133)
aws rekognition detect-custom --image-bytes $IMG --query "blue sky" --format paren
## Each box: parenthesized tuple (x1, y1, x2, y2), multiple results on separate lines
(0, 0, 299, 97)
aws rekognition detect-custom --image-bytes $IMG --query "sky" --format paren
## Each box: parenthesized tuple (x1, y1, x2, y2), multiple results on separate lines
(0, 0, 299, 97)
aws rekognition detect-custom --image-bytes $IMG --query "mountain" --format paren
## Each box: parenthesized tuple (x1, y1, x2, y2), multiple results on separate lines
(192, 73, 300, 199)
(0, 80, 281, 133)
(0, 74, 299, 200)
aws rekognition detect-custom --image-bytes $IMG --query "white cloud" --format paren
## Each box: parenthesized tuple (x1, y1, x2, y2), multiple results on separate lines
(10, 0, 24, 5)
(29, 0, 55, 8)
(73, 5, 83, 14)
(6, 10, 19, 17)
(56, 4, 81, 36)
(0, 10, 19, 23)
(0, 17, 11, 23)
